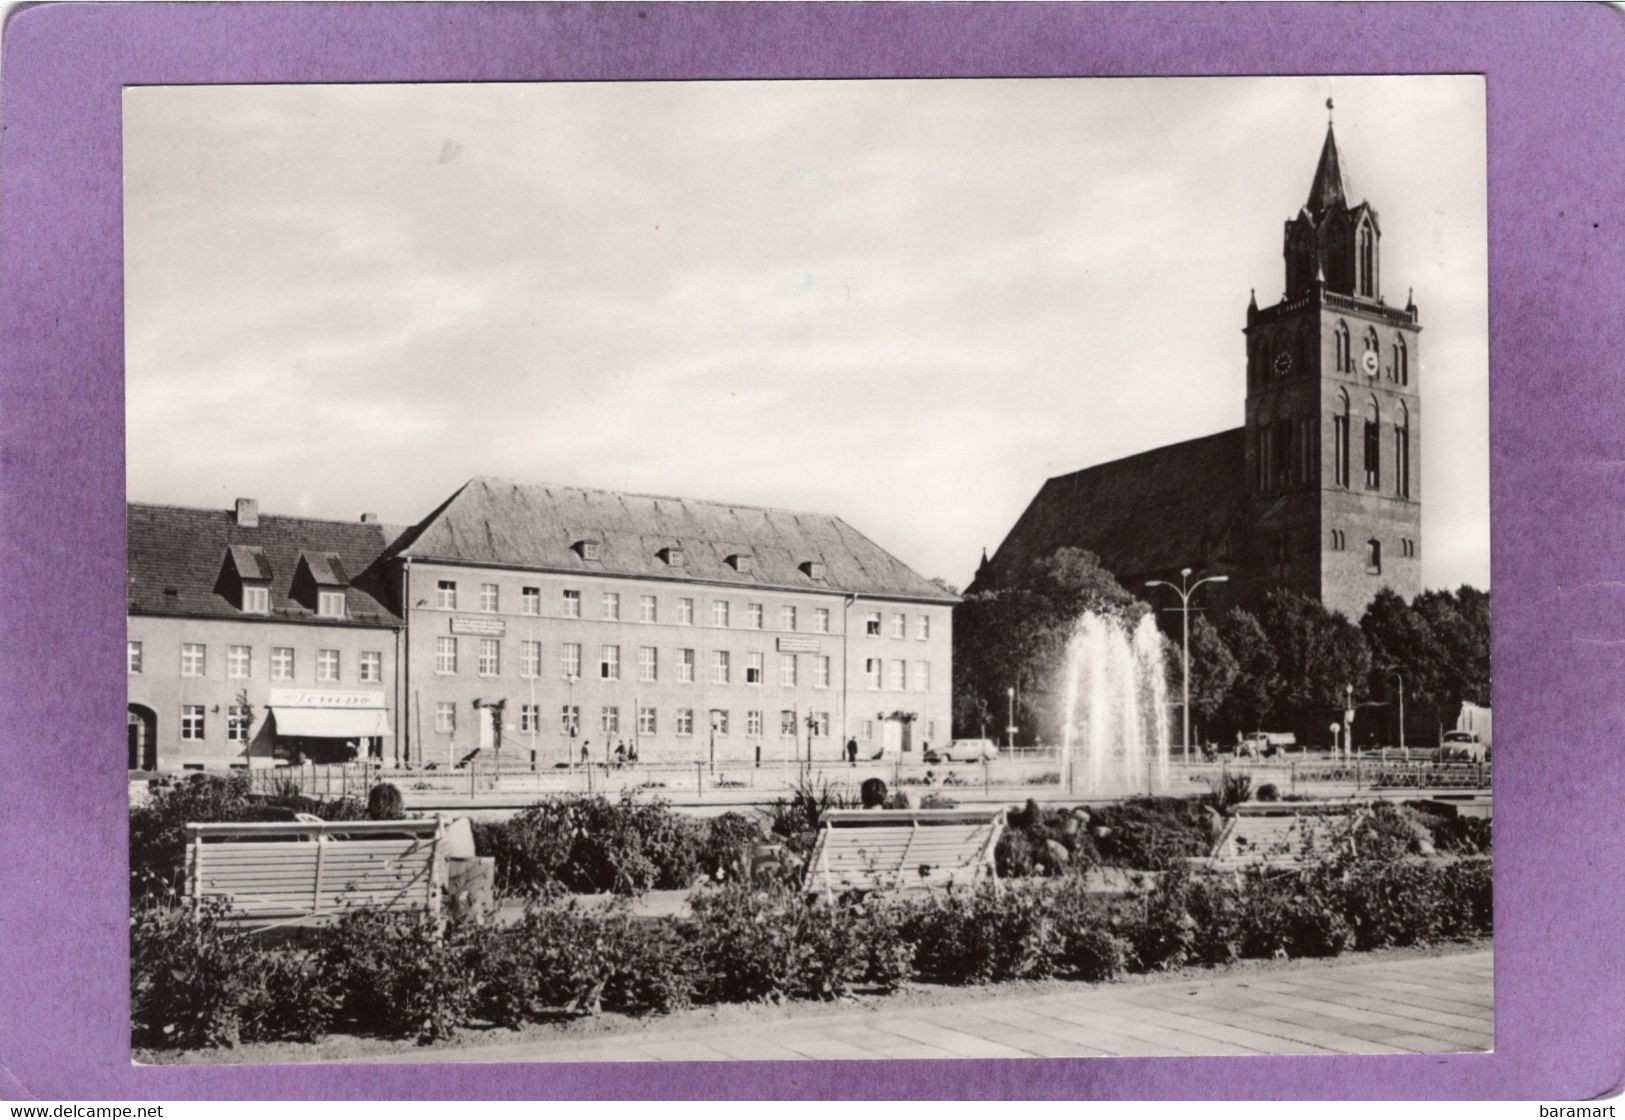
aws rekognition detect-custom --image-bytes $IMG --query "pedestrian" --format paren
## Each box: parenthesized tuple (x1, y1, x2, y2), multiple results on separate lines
(846, 736, 858, 766)
(614, 741, 627, 767)
(628, 741, 639, 765)
(580, 740, 591, 765)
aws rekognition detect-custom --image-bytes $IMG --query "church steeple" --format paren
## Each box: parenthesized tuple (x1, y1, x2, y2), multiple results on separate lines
(1305, 101, 1349, 219)
(1283, 100, 1378, 301)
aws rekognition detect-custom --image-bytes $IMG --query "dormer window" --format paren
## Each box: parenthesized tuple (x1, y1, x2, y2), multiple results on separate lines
(726, 553, 753, 574)
(292, 550, 349, 617)
(317, 590, 346, 619)
(242, 585, 269, 614)
(659, 546, 686, 567)
(800, 560, 826, 580)
(575, 539, 601, 561)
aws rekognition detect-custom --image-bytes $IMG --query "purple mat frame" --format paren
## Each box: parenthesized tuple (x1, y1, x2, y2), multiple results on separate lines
(2, 1, 1621, 1101)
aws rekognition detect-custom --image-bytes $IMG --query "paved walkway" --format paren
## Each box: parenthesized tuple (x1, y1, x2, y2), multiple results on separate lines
(394, 949, 1492, 1063)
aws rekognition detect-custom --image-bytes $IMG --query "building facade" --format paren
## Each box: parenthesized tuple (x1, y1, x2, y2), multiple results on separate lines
(380, 479, 956, 766)
(126, 500, 402, 770)
(972, 116, 1423, 623)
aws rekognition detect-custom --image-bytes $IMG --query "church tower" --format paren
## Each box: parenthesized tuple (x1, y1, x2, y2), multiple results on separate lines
(1242, 104, 1422, 620)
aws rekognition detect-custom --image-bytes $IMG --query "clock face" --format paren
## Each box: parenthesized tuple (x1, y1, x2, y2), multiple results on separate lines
(1273, 350, 1293, 377)
(1362, 350, 1380, 376)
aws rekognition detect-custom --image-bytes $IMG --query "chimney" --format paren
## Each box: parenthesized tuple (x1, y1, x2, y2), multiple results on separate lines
(234, 498, 259, 528)
(360, 512, 378, 524)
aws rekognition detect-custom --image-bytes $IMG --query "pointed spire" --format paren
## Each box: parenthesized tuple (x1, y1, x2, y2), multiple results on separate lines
(1248, 288, 1257, 310)
(1306, 113, 1350, 219)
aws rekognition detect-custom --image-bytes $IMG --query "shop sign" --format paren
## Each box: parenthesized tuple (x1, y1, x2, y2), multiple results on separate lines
(269, 689, 386, 709)
(777, 636, 822, 653)
(451, 616, 507, 636)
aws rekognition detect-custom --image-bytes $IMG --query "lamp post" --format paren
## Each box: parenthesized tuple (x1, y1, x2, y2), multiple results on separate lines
(1145, 568, 1230, 764)
(1390, 672, 1405, 759)
(1005, 687, 1016, 751)
(562, 672, 579, 768)
(1344, 683, 1355, 761)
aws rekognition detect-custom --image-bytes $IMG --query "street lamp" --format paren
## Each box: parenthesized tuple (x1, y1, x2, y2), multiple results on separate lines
(1344, 683, 1355, 760)
(1005, 686, 1016, 751)
(1145, 568, 1229, 764)
(1390, 672, 1406, 759)
(562, 672, 579, 767)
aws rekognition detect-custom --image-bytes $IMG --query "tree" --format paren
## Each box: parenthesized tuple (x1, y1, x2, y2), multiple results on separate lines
(952, 548, 1144, 744)
(1218, 607, 1279, 732)
(1255, 590, 1371, 716)
(1413, 585, 1491, 707)
(1360, 587, 1445, 706)
(1185, 615, 1240, 731)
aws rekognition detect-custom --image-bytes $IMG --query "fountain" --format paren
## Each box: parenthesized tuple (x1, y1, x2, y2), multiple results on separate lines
(1058, 610, 1172, 797)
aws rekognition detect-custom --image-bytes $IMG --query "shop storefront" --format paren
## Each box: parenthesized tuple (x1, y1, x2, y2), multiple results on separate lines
(264, 688, 392, 765)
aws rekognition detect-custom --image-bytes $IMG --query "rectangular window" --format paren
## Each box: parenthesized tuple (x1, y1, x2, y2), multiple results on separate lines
(271, 647, 294, 680)
(916, 615, 930, 641)
(865, 612, 881, 636)
(227, 645, 252, 679)
(865, 658, 881, 690)
(1366, 539, 1382, 575)
(600, 645, 621, 681)
(562, 642, 582, 679)
(436, 580, 457, 610)
(814, 655, 831, 689)
(601, 591, 620, 621)
(1364, 420, 1381, 489)
(711, 709, 730, 737)
(435, 702, 456, 733)
(181, 705, 205, 741)
(891, 660, 907, 691)
(639, 594, 658, 623)
(861, 719, 874, 740)
(713, 600, 730, 628)
(810, 712, 830, 737)
(311, 590, 341, 619)
(914, 661, 930, 692)
(520, 704, 540, 733)
(478, 638, 500, 677)
(559, 705, 579, 736)
(746, 652, 763, 685)
(814, 607, 830, 634)
(891, 613, 906, 639)
(520, 640, 541, 679)
(317, 649, 340, 683)
(360, 650, 382, 683)
(676, 648, 695, 683)
(436, 636, 457, 675)
(480, 583, 499, 613)
(747, 709, 763, 737)
(712, 650, 731, 684)
(638, 706, 657, 736)
(747, 602, 764, 630)
(228, 705, 251, 743)
(677, 708, 695, 737)
(562, 589, 581, 618)
(242, 585, 269, 614)
(639, 646, 658, 683)
(678, 597, 694, 626)
(521, 586, 541, 615)
(780, 710, 797, 739)
(779, 653, 797, 688)
(600, 706, 619, 735)
(126, 640, 143, 674)
(781, 604, 797, 631)
(181, 643, 206, 678)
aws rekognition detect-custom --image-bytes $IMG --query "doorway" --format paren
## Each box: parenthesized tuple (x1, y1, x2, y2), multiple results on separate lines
(127, 705, 157, 771)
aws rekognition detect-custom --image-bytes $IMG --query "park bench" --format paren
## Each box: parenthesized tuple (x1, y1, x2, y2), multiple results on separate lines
(184, 817, 445, 927)
(1193, 801, 1360, 871)
(805, 807, 1005, 897)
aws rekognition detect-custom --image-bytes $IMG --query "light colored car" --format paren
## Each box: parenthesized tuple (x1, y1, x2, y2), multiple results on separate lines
(1441, 730, 1487, 762)
(923, 739, 999, 763)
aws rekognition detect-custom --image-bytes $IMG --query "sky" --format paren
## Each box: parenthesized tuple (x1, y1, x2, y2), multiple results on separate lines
(124, 75, 1489, 594)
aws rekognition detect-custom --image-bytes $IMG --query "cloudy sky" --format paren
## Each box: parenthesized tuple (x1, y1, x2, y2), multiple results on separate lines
(124, 75, 1488, 593)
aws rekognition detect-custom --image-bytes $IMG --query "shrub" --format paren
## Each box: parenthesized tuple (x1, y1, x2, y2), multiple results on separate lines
(603, 917, 703, 1014)
(1088, 797, 1212, 870)
(474, 794, 705, 897)
(1206, 772, 1253, 812)
(366, 783, 406, 820)
(760, 774, 855, 854)
(1256, 782, 1280, 802)
(903, 883, 1061, 984)
(1049, 881, 1129, 981)
(321, 908, 477, 1042)
(699, 812, 765, 882)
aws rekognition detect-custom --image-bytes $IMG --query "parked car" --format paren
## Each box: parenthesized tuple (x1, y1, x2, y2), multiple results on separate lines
(923, 739, 998, 764)
(1440, 730, 1487, 762)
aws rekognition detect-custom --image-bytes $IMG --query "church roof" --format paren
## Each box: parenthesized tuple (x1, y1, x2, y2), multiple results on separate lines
(1306, 123, 1351, 219)
(384, 477, 957, 603)
(977, 428, 1247, 588)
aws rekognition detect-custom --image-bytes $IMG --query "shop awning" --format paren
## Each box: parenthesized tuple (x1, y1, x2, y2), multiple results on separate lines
(270, 706, 392, 739)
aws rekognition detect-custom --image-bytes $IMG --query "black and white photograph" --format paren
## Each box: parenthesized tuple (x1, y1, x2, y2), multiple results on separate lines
(123, 75, 1492, 1064)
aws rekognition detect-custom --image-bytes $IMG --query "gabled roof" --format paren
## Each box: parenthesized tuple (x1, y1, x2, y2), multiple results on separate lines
(977, 429, 1247, 587)
(1306, 122, 1351, 219)
(384, 477, 957, 604)
(127, 503, 404, 626)
(297, 550, 349, 587)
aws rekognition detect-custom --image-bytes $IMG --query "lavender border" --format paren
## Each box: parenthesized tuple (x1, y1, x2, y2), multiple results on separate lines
(2, 1, 1621, 1101)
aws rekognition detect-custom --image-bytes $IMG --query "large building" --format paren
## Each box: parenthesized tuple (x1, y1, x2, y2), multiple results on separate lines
(126, 481, 956, 770)
(377, 478, 956, 767)
(971, 116, 1422, 623)
(126, 499, 404, 770)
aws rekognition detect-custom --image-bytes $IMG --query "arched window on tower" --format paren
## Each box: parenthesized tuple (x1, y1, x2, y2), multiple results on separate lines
(1275, 414, 1293, 488)
(1366, 538, 1382, 574)
(1358, 222, 1376, 298)
(1393, 335, 1409, 385)
(1364, 397, 1382, 489)
(1257, 338, 1270, 389)
(1395, 401, 1411, 498)
(1335, 320, 1351, 373)
(1333, 390, 1351, 488)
